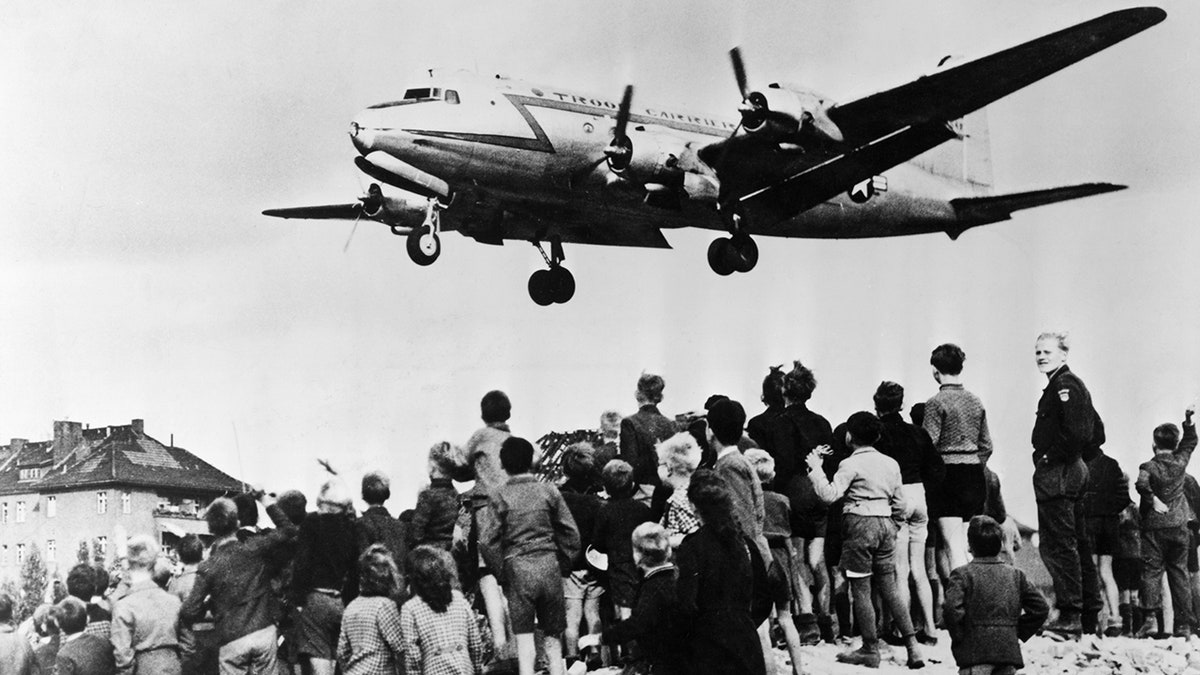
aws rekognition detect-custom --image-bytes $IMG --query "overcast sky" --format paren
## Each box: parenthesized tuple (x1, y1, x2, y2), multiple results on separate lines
(2, 1, 1196, 523)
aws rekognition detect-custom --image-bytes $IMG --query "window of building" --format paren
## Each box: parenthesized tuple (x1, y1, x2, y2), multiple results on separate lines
(46, 539, 55, 562)
(97, 491, 108, 515)
(16, 543, 25, 565)
(46, 496, 56, 519)
(15, 501, 25, 523)
(18, 467, 42, 481)
(97, 536, 108, 557)
(1, 502, 7, 524)
(121, 491, 132, 514)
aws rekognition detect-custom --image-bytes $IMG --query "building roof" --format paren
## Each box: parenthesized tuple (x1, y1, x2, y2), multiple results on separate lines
(0, 421, 244, 496)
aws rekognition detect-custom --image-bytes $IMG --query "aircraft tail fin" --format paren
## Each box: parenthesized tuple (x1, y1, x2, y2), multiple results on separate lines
(946, 182, 1126, 239)
(911, 56, 993, 189)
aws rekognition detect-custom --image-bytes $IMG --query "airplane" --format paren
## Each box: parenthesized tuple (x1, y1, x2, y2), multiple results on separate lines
(265, 8, 1165, 305)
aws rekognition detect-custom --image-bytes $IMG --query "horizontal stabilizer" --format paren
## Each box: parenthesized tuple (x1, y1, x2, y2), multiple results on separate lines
(262, 204, 363, 220)
(947, 182, 1125, 238)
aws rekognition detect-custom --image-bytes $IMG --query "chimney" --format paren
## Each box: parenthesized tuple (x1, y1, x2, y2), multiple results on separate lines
(8, 438, 27, 464)
(52, 421, 83, 465)
(131, 419, 144, 437)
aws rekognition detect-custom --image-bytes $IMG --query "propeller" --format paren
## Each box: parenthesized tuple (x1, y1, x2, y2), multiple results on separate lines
(730, 48, 767, 131)
(604, 85, 634, 173)
(343, 184, 384, 253)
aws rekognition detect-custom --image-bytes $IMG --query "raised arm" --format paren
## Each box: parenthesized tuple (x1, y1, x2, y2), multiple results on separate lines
(806, 449, 852, 504)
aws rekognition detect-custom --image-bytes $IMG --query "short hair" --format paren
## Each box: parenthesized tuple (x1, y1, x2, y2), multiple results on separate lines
(909, 402, 926, 428)
(761, 365, 786, 407)
(631, 522, 671, 566)
(480, 390, 512, 424)
(499, 436, 534, 474)
(152, 557, 174, 589)
(33, 604, 57, 636)
(600, 410, 623, 434)
(967, 515, 1003, 557)
(706, 398, 746, 446)
(655, 433, 702, 478)
(1036, 331, 1070, 353)
(782, 361, 817, 403)
(177, 534, 204, 565)
(845, 411, 882, 447)
(703, 394, 729, 410)
(66, 563, 96, 601)
(232, 492, 259, 527)
(126, 535, 159, 571)
(0, 593, 12, 623)
(561, 442, 596, 480)
(428, 441, 467, 479)
(930, 343, 966, 375)
(55, 597, 88, 634)
(602, 459, 635, 497)
(205, 498, 239, 538)
(637, 373, 665, 404)
(361, 470, 391, 505)
(408, 545, 456, 612)
(1154, 423, 1182, 451)
(317, 480, 353, 514)
(873, 381, 905, 414)
(745, 448, 776, 484)
(358, 544, 401, 598)
(276, 490, 308, 525)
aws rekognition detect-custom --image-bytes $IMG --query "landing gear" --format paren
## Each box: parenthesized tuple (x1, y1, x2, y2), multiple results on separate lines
(405, 199, 443, 266)
(528, 238, 575, 305)
(707, 233, 759, 275)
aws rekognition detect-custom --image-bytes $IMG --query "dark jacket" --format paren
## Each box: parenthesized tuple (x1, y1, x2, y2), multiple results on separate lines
(1032, 366, 1101, 500)
(944, 556, 1049, 668)
(180, 503, 298, 646)
(764, 402, 834, 490)
(621, 404, 678, 486)
(560, 478, 603, 570)
(357, 505, 409, 584)
(1083, 451, 1132, 518)
(1137, 419, 1198, 530)
(56, 633, 117, 675)
(293, 511, 360, 604)
(876, 411, 944, 486)
(410, 479, 459, 549)
(675, 527, 766, 675)
(983, 468, 1007, 523)
(479, 474, 580, 575)
(593, 496, 654, 571)
(746, 405, 784, 451)
(605, 565, 683, 674)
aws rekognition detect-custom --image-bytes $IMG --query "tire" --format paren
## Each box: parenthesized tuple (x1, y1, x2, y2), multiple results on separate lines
(730, 234, 759, 273)
(707, 238, 734, 276)
(528, 269, 555, 306)
(549, 267, 576, 304)
(406, 226, 441, 266)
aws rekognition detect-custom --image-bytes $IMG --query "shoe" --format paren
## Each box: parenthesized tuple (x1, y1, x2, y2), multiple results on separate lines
(1103, 624, 1123, 638)
(1043, 612, 1083, 639)
(836, 646, 881, 668)
(1134, 611, 1160, 640)
(907, 652, 926, 670)
(916, 631, 939, 646)
(817, 613, 836, 644)
(794, 613, 821, 646)
(1174, 624, 1192, 639)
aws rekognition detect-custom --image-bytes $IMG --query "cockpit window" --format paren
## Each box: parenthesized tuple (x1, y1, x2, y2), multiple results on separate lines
(366, 87, 454, 109)
(403, 87, 441, 100)
(445, 89, 460, 105)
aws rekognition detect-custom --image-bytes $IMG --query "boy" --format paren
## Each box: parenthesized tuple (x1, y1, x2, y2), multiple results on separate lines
(603, 522, 682, 675)
(54, 597, 117, 675)
(1135, 404, 1197, 637)
(558, 443, 605, 667)
(1081, 429, 1131, 636)
(410, 443, 463, 551)
(112, 535, 183, 674)
(593, 459, 653, 620)
(944, 516, 1049, 675)
(807, 411, 924, 669)
(480, 436, 581, 675)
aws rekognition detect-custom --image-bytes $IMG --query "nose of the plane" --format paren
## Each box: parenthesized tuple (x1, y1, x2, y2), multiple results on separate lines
(349, 115, 377, 155)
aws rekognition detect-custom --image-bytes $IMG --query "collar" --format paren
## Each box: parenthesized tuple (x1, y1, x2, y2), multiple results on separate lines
(365, 505, 393, 516)
(785, 402, 810, 413)
(970, 555, 1004, 564)
(939, 383, 964, 390)
(1044, 364, 1071, 384)
(64, 631, 84, 643)
(487, 422, 510, 432)
(507, 474, 537, 484)
(716, 446, 739, 461)
(639, 403, 660, 413)
(643, 563, 675, 578)
(128, 578, 159, 594)
(849, 446, 879, 458)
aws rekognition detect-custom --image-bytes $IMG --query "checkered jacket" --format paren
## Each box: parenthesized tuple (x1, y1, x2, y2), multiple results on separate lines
(401, 591, 482, 675)
(336, 595, 405, 675)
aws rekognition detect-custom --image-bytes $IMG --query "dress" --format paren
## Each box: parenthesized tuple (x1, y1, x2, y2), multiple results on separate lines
(336, 595, 405, 675)
(675, 527, 765, 675)
(401, 591, 483, 675)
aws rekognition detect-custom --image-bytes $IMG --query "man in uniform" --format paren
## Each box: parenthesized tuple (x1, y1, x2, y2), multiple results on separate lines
(1031, 331, 1104, 638)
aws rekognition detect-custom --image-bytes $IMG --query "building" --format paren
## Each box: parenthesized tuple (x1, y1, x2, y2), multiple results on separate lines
(0, 418, 244, 581)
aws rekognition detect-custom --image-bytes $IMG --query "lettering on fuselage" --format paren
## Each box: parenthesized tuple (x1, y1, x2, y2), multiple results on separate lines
(405, 90, 735, 154)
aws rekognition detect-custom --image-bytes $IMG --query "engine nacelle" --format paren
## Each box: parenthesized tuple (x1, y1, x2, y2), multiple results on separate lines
(742, 84, 842, 143)
(364, 193, 427, 232)
(616, 132, 689, 185)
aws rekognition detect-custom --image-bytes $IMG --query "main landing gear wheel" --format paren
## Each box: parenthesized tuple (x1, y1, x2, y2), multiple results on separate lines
(528, 237, 575, 305)
(707, 234, 759, 275)
(406, 226, 440, 266)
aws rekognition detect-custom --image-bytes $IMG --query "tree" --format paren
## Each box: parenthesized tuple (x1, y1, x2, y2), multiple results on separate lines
(18, 543, 47, 622)
(77, 539, 89, 564)
(91, 537, 105, 567)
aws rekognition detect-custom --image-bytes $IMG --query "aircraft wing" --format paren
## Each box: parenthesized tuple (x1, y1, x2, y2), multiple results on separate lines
(709, 7, 1164, 224)
(262, 204, 365, 221)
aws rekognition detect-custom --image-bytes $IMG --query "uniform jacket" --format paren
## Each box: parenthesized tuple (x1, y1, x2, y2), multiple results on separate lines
(1137, 419, 1198, 530)
(620, 404, 678, 486)
(944, 556, 1049, 668)
(478, 474, 580, 574)
(1032, 366, 1101, 500)
(180, 503, 297, 646)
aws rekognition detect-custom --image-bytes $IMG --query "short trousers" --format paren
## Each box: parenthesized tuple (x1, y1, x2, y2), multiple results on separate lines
(1113, 557, 1141, 591)
(839, 513, 898, 578)
(901, 483, 930, 545)
(1085, 516, 1121, 557)
(504, 553, 567, 634)
(295, 591, 344, 659)
(928, 464, 985, 520)
(562, 569, 605, 601)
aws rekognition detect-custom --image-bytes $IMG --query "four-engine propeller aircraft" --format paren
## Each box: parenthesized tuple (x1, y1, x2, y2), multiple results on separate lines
(265, 8, 1165, 305)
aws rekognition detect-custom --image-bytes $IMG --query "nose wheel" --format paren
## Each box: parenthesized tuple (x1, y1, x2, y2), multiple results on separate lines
(406, 199, 443, 266)
(528, 237, 575, 305)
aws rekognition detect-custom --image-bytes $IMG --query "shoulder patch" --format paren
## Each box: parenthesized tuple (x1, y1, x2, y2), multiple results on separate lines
(1058, 389, 1070, 402)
